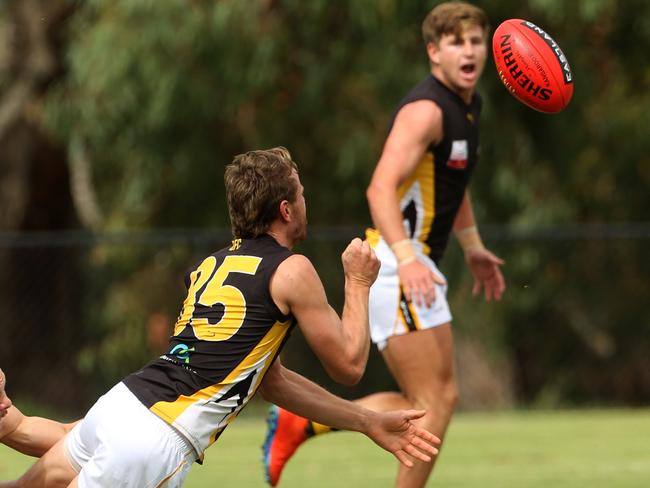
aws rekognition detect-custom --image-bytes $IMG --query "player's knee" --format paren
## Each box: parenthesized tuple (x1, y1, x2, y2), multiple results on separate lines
(413, 378, 458, 413)
(441, 380, 459, 412)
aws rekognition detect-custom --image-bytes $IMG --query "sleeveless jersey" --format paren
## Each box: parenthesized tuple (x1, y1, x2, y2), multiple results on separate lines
(123, 234, 295, 459)
(370, 74, 482, 263)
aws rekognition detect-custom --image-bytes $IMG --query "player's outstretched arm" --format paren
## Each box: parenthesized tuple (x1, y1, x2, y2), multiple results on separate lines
(270, 238, 379, 385)
(259, 360, 440, 466)
(0, 368, 78, 458)
(2, 411, 78, 458)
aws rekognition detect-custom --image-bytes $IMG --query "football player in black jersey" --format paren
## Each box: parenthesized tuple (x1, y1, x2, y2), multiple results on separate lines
(266, 3, 505, 487)
(0, 148, 440, 488)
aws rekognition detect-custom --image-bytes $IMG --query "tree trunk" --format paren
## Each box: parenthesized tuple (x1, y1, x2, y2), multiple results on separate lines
(0, 0, 87, 414)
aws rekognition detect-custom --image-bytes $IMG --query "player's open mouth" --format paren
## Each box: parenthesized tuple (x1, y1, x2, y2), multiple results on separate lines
(460, 63, 476, 74)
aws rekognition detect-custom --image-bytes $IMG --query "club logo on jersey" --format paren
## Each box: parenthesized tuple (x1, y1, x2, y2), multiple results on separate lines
(229, 239, 242, 251)
(169, 343, 196, 364)
(447, 140, 469, 170)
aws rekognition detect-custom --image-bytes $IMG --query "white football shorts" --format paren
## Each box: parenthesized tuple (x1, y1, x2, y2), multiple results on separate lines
(368, 235, 452, 350)
(65, 382, 197, 488)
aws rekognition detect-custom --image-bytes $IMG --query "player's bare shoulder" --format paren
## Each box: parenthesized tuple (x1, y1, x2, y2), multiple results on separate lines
(273, 254, 318, 283)
(375, 99, 443, 176)
(270, 254, 324, 314)
(392, 99, 443, 144)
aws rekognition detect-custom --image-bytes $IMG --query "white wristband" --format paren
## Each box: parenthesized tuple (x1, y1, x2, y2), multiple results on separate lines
(390, 239, 417, 266)
(455, 226, 485, 251)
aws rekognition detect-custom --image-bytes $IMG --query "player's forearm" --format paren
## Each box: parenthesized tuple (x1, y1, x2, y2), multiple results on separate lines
(261, 364, 373, 434)
(452, 191, 478, 232)
(367, 183, 410, 245)
(453, 191, 485, 251)
(0, 406, 22, 443)
(339, 281, 371, 383)
(2, 416, 75, 457)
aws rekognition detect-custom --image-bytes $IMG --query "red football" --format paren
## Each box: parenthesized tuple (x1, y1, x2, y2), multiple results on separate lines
(492, 19, 573, 113)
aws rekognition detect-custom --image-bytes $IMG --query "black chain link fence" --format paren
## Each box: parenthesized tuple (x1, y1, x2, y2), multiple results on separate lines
(1, 224, 649, 417)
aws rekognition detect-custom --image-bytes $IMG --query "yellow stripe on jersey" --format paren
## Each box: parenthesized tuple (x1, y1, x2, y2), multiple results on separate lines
(149, 318, 292, 425)
(416, 152, 435, 255)
(396, 152, 435, 256)
(365, 228, 381, 248)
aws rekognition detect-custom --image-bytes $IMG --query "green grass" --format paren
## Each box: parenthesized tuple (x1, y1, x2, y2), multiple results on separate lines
(1, 408, 648, 487)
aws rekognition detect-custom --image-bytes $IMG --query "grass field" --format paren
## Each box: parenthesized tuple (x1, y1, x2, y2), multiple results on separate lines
(1, 408, 648, 487)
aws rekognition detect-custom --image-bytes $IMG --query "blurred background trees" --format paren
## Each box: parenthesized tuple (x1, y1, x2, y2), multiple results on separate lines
(0, 0, 649, 415)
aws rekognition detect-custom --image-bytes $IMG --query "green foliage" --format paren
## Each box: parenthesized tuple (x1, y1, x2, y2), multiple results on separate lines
(44, 0, 428, 228)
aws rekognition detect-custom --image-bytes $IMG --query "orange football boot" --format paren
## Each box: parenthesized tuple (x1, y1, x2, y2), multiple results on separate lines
(262, 405, 314, 486)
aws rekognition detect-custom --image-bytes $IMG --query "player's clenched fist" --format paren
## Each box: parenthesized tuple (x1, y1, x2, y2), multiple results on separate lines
(341, 238, 380, 287)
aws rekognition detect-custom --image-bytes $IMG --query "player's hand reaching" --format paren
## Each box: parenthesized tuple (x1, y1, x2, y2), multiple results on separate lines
(341, 238, 380, 288)
(365, 409, 440, 467)
(464, 247, 505, 302)
(398, 260, 446, 307)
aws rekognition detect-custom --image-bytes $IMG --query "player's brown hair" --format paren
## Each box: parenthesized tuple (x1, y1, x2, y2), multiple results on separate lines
(422, 1, 490, 46)
(224, 146, 299, 239)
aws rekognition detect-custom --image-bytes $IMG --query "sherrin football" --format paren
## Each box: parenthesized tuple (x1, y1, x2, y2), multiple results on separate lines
(492, 19, 573, 113)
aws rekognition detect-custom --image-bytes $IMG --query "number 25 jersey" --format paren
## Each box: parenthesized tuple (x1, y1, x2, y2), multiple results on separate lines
(123, 234, 295, 459)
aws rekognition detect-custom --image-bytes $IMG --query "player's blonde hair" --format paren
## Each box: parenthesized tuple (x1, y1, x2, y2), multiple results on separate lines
(224, 147, 299, 239)
(422, 1, 489, 46)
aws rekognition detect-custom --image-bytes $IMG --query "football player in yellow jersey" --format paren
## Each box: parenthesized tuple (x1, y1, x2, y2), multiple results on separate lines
(265, 3, 506, 487)
(0, 147, 440, 488)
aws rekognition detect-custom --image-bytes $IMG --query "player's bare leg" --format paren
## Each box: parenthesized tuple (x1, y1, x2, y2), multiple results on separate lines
(263, 326, 455, 487)
(353, 391, 412, 412)
(380, 324, 457, 488)
(2, 435, 78, 488)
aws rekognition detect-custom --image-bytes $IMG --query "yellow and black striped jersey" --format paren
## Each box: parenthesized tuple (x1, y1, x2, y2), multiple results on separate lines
(370, 74, 482, 264)
(123, 234, 295, 458)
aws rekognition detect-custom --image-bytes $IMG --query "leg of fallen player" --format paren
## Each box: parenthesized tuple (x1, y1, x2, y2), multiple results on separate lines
(0, 436, 77, 488)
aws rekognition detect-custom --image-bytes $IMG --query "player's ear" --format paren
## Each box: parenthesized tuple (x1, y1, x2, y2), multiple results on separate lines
(426, 42, 440, 65)
(278, 200, 291, 222)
